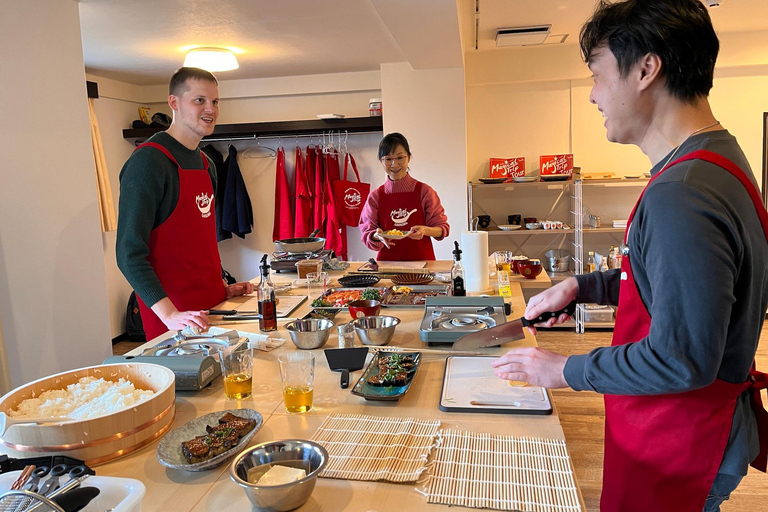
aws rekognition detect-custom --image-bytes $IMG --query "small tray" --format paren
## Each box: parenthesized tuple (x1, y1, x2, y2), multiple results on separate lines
(338, 274, 381, 287)
(351, 351, 421, 401)
(313, 287, 389, 309)
(156, 409, 263, 471)
(390, 273, 433, 285)
(382, 284, 451, 307)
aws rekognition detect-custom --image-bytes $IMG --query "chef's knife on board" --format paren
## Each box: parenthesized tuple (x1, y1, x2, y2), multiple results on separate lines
(451, 301, 577, 350)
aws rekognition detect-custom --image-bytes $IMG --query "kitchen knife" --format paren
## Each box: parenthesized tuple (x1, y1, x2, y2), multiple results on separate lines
(451, 301, 577, 350)
(208, 309, 259, 316)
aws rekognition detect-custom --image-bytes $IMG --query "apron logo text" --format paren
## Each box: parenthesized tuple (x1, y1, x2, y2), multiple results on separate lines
(390, 208, 418, 227)
(196, 193, 213, 218)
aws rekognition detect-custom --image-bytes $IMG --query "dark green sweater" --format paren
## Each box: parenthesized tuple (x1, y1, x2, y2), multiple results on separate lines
(116, 132, 217, 307)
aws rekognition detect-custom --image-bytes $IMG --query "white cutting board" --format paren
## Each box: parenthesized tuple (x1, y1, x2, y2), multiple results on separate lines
(440, 356, 552, 414)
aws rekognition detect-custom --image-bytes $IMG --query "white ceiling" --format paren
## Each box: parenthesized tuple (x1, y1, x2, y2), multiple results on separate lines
(79, 0, 768, 86)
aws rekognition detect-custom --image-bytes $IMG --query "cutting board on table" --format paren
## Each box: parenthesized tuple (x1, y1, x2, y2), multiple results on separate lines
(357, 261, 427, 274)
(439, 356, 552, 415)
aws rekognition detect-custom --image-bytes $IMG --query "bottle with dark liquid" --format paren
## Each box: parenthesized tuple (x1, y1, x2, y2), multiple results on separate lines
(258, 254, 277, 332)
(451, 241, 466, 296)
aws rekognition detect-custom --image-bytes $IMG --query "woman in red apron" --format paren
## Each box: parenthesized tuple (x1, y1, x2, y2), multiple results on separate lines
(358, 133, 449, 261)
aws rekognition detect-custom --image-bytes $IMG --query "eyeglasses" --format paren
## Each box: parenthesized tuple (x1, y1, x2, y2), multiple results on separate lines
(381, 156, 407, 166)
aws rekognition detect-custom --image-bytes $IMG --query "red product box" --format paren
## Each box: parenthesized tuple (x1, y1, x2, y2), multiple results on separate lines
(539, 154, 574, 177)
(489, 157, 525, 181)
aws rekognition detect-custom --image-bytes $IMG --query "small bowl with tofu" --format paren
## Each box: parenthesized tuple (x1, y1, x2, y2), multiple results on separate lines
(230, 439, 328, 511)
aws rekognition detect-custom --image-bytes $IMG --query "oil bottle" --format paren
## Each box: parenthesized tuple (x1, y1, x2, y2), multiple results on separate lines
(451, 241, 466, 296)
(258, 254, 277, 332)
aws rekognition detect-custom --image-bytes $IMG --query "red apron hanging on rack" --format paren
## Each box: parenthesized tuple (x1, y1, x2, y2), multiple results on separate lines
(601, 149, 768, 512)
(304, 144, 317, 233)
(294, 146, 312, 238)
(323, 151, 347, 260)
(133, 142, 226, 341)
(312, 146, 325, 234)
(272, 147, 293, 241)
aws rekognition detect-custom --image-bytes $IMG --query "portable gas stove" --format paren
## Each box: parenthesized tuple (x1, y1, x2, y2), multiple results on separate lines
(420, 296, 507, 346)
(103, 332, 244, 391)
(271, 249, 334, 273)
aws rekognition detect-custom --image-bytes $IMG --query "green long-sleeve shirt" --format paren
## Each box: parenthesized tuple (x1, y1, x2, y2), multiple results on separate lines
(116, 132, 217, 307)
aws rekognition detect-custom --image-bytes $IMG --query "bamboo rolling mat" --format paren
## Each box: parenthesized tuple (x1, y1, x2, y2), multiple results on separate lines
(311, 413, 441, 482)
(424, 429, 580, 511)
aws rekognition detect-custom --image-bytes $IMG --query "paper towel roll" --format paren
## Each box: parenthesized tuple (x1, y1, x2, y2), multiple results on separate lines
(460, 231, 489, 293)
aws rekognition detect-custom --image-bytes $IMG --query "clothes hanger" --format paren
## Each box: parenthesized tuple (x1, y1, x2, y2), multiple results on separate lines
(241, 138, 277, 159)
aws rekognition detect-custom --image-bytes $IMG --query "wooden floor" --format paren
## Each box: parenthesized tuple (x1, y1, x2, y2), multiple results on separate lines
(537, 327, 768, 512)
(114, 329, 768, 511)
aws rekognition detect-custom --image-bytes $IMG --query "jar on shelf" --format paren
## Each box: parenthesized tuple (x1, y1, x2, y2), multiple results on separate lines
(369, 98, 382, 117)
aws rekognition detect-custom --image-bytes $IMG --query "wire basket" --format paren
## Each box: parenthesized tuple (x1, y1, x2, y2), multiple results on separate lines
(0, 490, 64, 512)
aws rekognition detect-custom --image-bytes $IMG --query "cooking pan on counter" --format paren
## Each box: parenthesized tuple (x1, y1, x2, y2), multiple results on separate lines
(274, 228, 326, 253)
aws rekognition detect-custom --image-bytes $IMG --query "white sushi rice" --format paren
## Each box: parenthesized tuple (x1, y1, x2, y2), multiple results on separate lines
(8, 376, 154, 420)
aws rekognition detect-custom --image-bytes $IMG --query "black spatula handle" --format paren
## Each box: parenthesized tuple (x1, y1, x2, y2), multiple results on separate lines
(340, 369, 350, 389)
(521, 301, 577, 327)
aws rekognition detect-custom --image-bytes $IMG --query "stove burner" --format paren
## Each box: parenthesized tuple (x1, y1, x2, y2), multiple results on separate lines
(431, 314, 495, 331)
(142, 339, 230, 357)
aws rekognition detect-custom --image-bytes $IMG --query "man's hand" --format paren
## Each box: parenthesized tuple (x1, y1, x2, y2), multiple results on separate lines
(524, 277, 579, 334)
(226, 281, 254, 298)
(151, 297, 209, 331)
(374, 229, 393, 248)
(491, 347, 569, 389)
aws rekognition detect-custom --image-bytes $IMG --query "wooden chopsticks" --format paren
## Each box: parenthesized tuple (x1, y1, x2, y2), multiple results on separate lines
(10, 464, 35, 490)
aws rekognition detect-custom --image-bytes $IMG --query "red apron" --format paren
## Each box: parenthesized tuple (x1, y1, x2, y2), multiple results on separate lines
(293, 146, 313, 238)
(272, 147, 294, 241)
(134, 142, 227, 341)
(376, 180, 436, 261)
(312, 147, 325, 234)
(602, 150, 768, 512)
(323, 152, 347, 260)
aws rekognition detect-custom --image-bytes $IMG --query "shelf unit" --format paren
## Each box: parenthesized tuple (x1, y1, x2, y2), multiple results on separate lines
(468, 177, 649, 332)
(122, 116, 384, 142)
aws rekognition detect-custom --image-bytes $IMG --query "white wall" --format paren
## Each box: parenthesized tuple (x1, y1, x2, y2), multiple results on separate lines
(380, 62, 468, 257)
(86, 75, 145, 338)
(0, 0, 112, 388)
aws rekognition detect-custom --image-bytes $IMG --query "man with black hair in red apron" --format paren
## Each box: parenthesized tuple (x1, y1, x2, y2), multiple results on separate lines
(491, 2, 767, 510)
(117, 67, 253, 341)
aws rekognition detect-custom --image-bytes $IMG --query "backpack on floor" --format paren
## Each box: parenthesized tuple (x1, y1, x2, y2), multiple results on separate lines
(126, 291, 146, 343)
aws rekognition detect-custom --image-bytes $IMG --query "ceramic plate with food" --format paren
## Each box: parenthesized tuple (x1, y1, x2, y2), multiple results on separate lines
(378, 229, 410, 240)
(157, 409, 263, 471)
(351, 352, 421, 401)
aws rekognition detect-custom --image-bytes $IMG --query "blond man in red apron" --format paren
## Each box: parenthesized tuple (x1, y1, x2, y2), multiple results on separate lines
(491, 1, 767, 510)
(117, 68, 253, 340)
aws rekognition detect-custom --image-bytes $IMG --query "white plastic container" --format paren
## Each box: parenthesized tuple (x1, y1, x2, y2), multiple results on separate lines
(369, 98, 382, 117)
(0, 472, 146, 512)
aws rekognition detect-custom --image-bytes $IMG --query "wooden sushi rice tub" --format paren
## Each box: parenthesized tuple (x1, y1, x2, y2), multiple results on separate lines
(0, 363, 175, 465)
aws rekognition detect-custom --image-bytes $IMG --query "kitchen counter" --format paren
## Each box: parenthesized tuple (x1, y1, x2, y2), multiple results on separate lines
(106, 261, 583, 511)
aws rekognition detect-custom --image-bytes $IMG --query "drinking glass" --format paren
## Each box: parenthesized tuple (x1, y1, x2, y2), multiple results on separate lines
(278, 352, 315, 413)
(220, 345, 253, 400)
(337, 323, 356, 348)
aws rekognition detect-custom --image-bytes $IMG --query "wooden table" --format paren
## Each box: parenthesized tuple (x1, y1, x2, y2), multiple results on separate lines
(107, 262, 582, 511)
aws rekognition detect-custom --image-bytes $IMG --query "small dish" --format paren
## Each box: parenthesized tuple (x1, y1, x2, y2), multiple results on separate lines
(525, 222, 542, 230)
(390, 273, 434, 285)
(624, 175, 642, 179)
(316, 114, 344, 119)
(539, 174, 571, 181)
(338, 274, 381, 288)
(156, 409, 263, 472)
(478, 177, 506, 184)
(351, 351, 421, 401)
(498, 225, 522, 231)
(378, 232, 409, 240)
(643, 172, 652, 178)
(512, 176, 538, 183)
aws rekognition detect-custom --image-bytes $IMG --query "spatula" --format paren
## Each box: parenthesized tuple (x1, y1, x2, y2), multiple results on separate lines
(0, 412, 75, 436)
(324, 347, 369, 389)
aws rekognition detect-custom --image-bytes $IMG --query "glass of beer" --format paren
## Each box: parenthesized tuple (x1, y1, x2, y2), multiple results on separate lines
(278, 352, 315, 413)
(220, 344, 253, 400)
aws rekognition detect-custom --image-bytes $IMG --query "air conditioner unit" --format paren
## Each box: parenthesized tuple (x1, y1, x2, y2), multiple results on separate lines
(496, 25, 552, 47)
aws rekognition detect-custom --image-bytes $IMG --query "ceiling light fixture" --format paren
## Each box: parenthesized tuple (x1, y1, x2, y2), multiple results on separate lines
(183, 47, 239, 72)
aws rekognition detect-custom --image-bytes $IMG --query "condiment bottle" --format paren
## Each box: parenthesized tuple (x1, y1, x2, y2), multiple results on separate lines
(258, 254, 277, 332)
(587, 251, 596, 273)
(452, 241, 466, 296)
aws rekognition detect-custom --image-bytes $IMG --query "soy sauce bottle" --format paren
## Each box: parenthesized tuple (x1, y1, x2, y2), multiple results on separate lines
(258, 254, 277, 332)
(451, 241, 466, 296)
